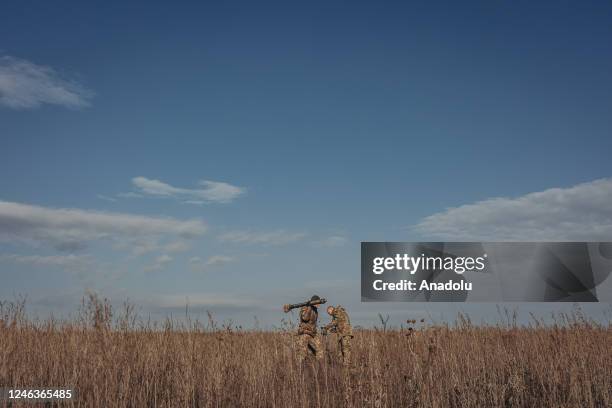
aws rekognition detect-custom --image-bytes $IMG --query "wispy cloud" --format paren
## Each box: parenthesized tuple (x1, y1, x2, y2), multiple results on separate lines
(218, 230, 307, 245)
(163, 240, 192, 253)
(0, 253, 93, 271)
(205, 255, 234, 265)
(116, 238, 192, 256)
(96, 194, 117, 202)
(189, 255, 235, 271)
(116, 192, 143, 199)
(145, 254, 173, 272)
(130, 177, 245, 204)
(315, 235, 348, 247)
(0, 56, 92, 109)
(413, 178, 612, 240)
(0, 200, 206, 252)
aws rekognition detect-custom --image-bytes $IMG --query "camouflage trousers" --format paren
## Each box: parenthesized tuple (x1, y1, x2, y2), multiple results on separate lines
(337, 335, 352, 365)
(297, 333, 323, 361)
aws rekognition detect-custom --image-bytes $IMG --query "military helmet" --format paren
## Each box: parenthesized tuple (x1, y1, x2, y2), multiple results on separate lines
(310, 295, 321, 302)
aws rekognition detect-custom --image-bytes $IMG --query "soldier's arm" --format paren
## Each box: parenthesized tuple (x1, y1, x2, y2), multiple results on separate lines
(324, 318, 338, 332)
(321, 322, 333, 335)
(300, 307, 312, 322)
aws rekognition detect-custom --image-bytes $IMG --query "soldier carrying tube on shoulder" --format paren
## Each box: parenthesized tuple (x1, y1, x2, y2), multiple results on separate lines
(283, 295, 326, 362)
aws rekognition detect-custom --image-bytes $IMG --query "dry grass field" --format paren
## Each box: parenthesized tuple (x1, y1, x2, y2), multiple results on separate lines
(1, 294, 610, 407)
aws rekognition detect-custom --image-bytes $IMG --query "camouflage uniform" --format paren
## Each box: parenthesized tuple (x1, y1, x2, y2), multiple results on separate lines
(297, 305, 322, 361)
(324, 305, 353, 365)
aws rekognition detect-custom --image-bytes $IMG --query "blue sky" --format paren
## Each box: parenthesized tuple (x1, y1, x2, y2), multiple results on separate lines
(1, 1, 611, 326)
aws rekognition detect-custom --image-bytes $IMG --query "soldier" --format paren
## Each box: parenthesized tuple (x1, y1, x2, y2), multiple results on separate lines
(323, 305, 353, 365)
(297, 295, 323, 361)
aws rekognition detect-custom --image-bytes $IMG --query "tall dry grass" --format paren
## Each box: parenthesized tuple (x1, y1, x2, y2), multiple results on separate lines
(0, 294, 610, 407)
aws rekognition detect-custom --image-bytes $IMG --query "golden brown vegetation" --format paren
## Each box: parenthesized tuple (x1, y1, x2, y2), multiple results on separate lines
(0, 295, 610, 407)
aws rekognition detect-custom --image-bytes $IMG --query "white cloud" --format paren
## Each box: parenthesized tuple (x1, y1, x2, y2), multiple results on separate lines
(0, 56, 92, 109)
(122, 238, 159, 256)
(131, 177, 245, 204)
(120, 238, 192, 256)
(0, 200, 206, 252)
(116, 192, 143, 198)
(0, 253, 93, 271)
(145, 254, 173, 272)
(413, 178, 612, 241)
(189, 255, 235, 272)
(204, 255, 234, 266)
(163, 240, 192, 253)
(96, 194, 117, 202)
(218, 230, 307, 245)
(315, 235, 348, 247)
